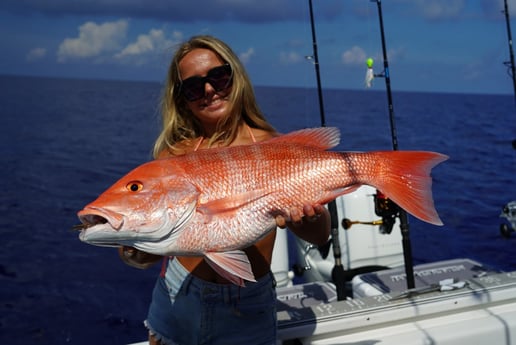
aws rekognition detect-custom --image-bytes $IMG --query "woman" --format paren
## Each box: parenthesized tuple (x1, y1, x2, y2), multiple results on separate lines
(119, 35, 331, 345)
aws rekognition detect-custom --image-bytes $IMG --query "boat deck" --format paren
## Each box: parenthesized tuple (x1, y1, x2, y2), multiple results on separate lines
(277, 261, 516, 344)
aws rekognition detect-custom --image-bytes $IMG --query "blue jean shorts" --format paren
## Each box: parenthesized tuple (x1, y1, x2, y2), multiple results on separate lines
(145, 258, 277, 345)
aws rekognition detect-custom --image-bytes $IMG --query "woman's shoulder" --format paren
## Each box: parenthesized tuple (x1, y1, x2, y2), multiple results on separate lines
(157, 138, 199, 158)
(251, 128, 278, 143)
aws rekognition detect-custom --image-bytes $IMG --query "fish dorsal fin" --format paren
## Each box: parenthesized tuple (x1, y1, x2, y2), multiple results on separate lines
(265, 127, 340, 150)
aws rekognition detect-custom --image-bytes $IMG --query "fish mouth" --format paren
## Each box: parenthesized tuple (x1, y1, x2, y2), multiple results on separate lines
(75, 214, 108, 230)
(77, 206, 124, 230)
(76, 207, 127, 246)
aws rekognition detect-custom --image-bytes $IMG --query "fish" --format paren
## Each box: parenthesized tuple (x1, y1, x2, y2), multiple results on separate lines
(77, 127, 448, 286)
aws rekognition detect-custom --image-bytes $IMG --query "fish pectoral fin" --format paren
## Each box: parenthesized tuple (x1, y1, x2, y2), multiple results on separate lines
(204, 251, 257, 287)
(198, 190, 270, 215)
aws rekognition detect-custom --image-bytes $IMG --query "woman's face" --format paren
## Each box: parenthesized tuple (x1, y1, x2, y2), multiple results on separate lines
(178, 48, 233, 134)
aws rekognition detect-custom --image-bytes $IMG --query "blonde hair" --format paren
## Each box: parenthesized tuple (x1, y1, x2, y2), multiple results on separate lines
(153, 35, 275, 158)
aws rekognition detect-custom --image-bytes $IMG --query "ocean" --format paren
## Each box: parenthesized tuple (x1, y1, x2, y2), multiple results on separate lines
(1, 75, 515, 344)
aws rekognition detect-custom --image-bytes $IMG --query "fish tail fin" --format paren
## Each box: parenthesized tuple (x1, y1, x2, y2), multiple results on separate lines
(366, 151, 448, 226)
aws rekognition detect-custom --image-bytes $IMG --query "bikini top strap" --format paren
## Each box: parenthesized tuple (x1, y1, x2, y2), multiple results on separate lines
(246, 124, 257, 143)
(193, 136, 204, 152)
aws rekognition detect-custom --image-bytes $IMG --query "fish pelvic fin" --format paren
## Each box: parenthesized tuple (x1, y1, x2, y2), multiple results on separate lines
(204, 250, 257, 287)
(367, 151, 448, 226)
(265, 127, 340, 150)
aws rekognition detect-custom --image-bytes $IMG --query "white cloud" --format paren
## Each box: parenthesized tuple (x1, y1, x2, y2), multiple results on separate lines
(55, 20, 184, 66)
(279, 51, 302, 64)
(114, 29, 182, 65)
(342, 45, 405, 67)
(57, 19, 128, 62)
(414, 0, 465, 20)
(341, 46, 367, 65)
(26, 47, 47, 61)
(239, 47, 255, 64)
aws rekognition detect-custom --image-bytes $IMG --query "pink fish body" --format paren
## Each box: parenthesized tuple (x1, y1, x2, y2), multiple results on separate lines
(77, 127, 448, 285)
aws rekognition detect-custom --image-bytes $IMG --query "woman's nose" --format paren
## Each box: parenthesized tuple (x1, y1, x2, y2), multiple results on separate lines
(203, 81, 216, 96)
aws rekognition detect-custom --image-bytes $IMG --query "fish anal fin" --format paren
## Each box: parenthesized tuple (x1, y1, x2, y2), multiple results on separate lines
(317, 185, 362, 205)
(205, 251, 257, 287)
(199, 190, 270, 215)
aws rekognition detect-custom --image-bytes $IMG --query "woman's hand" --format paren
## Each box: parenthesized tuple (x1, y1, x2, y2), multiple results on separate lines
(118, 246, 163, 269)
(275, 203, 331, 246)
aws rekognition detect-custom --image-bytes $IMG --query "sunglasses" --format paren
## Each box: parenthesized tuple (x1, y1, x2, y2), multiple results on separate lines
(178, 64, 233, 102)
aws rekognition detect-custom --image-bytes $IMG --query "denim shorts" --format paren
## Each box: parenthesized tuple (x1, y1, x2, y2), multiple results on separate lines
(145, 257, 277, 345)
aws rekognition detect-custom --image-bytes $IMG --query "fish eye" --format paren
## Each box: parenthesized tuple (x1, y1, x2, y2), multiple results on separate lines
(126, 181, 143, 192)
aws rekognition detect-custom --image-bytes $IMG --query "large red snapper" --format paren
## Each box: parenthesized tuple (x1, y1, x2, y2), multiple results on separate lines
(77, 127, 447, 286)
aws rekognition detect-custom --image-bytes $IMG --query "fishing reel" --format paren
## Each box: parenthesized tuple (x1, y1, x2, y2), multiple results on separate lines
(373, 190, 400, 234)
(292, 244, 318, 276)
(341, 189, 400, 234)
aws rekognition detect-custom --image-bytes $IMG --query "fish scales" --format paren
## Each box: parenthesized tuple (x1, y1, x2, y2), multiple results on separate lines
(170, 147, 370, 254)
(181, 144, 353, 204)
(77, 127, 448, 286)
(172, 148, 439, 254)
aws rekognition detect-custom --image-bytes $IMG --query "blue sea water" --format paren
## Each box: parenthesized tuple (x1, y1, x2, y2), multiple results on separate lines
(1, 75, 515, 345)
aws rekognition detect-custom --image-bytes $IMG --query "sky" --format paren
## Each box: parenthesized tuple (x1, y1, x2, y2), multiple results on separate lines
(1, 0, 516, 95)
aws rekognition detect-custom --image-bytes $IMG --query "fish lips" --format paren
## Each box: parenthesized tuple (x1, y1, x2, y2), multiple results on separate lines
(77, 206, 127, 246)
(78, 206, 124, 229)
(79, 228, 147, 247)
(76, 206, 176, 247)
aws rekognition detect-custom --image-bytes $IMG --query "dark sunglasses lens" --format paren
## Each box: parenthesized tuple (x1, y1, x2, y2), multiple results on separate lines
(207, 65, 232, 91)
(181, 64, 232, 101)
(182, 78, 205, 101)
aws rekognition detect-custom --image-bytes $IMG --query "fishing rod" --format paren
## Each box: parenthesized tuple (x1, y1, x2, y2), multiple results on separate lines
(370, 0, 415, 289)
(308, 0, 347, 301)
(503, 0, 516, 104)
(502, 0, 516, 149)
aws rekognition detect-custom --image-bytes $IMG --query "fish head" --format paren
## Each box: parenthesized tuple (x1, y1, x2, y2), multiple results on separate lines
(77, 159, 199, 252)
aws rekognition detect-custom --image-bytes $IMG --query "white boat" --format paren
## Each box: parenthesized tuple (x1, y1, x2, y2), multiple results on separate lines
(269, 1, 515, 339)
(272, 187, 516, 344)
(129, 188, 516, 345)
